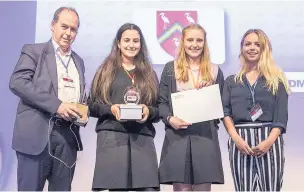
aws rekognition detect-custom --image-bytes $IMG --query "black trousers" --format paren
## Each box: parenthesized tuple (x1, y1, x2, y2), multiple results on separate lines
(16, 125, 78, 191)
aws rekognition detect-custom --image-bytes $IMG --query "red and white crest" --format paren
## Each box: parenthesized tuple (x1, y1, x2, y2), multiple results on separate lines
(156, 11, 198, 58)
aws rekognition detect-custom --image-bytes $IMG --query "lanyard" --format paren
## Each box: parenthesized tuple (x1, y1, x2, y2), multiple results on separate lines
(246, 79, 258, 105)
(55, 51, 71, 74)
(123, 67, 135, 84)
(189, 68, 201, 89)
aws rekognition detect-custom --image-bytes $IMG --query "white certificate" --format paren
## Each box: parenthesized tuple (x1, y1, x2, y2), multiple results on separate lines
(171, 84, 224, 124)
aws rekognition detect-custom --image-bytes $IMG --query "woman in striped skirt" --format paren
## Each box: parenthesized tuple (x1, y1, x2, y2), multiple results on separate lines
(222, 29, 290, 191)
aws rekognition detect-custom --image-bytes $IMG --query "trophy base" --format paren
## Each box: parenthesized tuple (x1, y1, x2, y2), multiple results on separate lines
(73, 118, 88, 126)
(120, 104, 143, 120)
(71, 103, 89, 126)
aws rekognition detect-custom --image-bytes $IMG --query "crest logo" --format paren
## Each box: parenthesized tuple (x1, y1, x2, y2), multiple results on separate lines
(132, 8, 226, 64)
(156, 11, 197, 58)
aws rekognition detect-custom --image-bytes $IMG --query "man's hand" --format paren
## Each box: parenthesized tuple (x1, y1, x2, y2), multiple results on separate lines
(56, 103, 81, 121)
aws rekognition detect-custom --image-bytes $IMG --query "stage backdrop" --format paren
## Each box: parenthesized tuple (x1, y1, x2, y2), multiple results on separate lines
(1, 1, 304, 191)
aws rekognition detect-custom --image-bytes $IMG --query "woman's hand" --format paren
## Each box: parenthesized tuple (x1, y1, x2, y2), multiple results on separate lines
(252, 139, 274, 157)
(168, 116, 192, 129)
(137, 104, 149, 123)
(198, 80, 213, 88)
(111, 104, 122, 121)
(232, 135, 254, 156)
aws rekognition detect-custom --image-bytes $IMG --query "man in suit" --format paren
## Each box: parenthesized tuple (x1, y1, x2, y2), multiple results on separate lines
(9, 7, 85, 191)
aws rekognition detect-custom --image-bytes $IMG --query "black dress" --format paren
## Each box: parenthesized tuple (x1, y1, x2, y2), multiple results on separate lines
(158, 61, 225, 185)
(89, 67, 160, 191)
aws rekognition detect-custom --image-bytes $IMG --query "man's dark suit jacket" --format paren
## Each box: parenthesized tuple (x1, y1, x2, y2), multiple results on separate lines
(9, 40, 85, 155)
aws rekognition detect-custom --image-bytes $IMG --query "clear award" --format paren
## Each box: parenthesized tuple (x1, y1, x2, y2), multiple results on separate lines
(120, 86, 143, 120)
(71, 89, 89, 127)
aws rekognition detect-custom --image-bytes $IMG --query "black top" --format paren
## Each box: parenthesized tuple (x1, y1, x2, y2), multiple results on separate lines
(88, 67, 160, 137)
(222, 75, 288, 133)
(158, 61, 225, 129)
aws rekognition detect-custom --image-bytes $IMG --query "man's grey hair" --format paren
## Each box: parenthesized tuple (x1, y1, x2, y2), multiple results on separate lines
(52, 7, 80, 28)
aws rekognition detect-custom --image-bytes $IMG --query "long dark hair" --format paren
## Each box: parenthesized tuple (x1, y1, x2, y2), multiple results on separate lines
(90, 23, 158, 105)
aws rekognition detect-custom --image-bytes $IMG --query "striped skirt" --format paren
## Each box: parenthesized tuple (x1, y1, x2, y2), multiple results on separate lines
(228, 126, 284, 191)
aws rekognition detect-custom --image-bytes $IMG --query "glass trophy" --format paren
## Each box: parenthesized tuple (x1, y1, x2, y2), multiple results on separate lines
(71, 89, 89, 127)
(72, 103, 89, 126)
(120, 86, 143, 120)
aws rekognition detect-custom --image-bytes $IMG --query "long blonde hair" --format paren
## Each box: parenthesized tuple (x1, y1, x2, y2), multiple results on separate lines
(235, 29, 290, 95)
(175, 24, 213, 82)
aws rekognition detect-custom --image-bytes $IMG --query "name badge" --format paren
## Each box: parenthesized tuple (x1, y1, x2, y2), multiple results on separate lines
(60, 75, 77, 102)
(63, 77, 74, 83)
(249, 103, 263, 122)
(62, 76, 75, 89)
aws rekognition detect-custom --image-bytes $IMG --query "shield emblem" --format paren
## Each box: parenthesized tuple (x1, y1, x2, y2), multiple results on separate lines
(156, 11, 198, 58)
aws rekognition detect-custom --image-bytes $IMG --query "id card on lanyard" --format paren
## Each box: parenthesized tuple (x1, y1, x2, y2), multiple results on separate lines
(247, 79, 263, 122)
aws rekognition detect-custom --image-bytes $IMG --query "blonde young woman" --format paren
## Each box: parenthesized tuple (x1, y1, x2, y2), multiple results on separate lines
(222, 29, 289, 191)
(158, 24, 225, 191)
